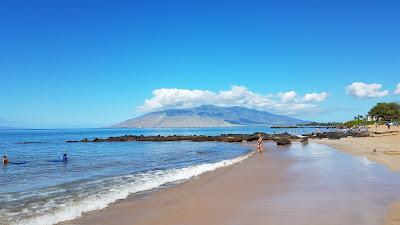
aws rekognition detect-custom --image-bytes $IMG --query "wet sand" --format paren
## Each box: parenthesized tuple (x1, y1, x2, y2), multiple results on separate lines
(61, 143, 400, 225)
(310, 126, 400, 225)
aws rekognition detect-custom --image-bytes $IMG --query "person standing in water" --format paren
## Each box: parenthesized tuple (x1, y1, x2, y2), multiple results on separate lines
(2, 155, 9, 165)
(62, 153, 68, 162)
(257, 134, 263, 153)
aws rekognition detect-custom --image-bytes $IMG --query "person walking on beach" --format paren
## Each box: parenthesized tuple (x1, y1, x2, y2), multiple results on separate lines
(2, 155, 9, 165)
(257, 134, 263, 153)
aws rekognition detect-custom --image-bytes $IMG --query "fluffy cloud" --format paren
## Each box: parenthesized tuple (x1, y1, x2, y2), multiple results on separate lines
(345, 82, 389, 98)
(278, 91, 298, 103)
(138, 85, 328, 115)
(138, 88, 215, 111)
(395, 83, 400, 95)
(304, 92, 328, 102)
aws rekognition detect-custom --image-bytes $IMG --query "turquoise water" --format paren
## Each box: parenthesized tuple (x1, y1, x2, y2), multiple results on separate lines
(0, 127, 323, 225)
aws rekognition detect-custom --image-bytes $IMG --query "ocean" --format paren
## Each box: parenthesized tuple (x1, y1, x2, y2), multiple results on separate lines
(0, 127, 324, 225)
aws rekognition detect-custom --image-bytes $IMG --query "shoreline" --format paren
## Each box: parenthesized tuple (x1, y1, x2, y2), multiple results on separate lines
(310, 126, 400, 171)
(59, 141, 400, 225)
(16, 146, 254, 225)
(310, 126, 400, 225)
(59, 143, 293, 225)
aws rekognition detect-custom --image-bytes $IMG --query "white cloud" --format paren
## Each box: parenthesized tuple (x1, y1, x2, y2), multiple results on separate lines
(345, 82, 389, 98)
(394, 83, 400, 95)
(304, 92, 328, 102)
(278, 91, 298, 103)
(138, 85, 328, 116)
(138, 88, 215, 112)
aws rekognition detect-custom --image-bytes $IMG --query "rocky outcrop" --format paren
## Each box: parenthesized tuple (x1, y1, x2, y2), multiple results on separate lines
(312, 132, 345, 139)
(67, 130, 374, 146)
(300, 137, 308, 144)
(305, 130, 371, 140)
(273, 137, 291, 145)
(351, 132, 370, 137)
(67, 132, 297, 145)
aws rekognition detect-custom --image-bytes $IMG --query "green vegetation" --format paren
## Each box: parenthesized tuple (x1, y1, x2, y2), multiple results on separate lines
(297, 122, 340, 126)
(342, 120, 375, 127)
(368, 102, 400, 121)
(342, 102, 400, 127)
(301, 102, 400, 128)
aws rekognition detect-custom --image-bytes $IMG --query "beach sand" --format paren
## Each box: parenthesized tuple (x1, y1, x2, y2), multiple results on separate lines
(60, 142, 400, 225)
(311, 125, 400, 171)
(386, 202, 400, 225)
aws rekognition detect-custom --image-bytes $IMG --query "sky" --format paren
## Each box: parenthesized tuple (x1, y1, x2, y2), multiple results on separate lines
(0, 0, 399, 128)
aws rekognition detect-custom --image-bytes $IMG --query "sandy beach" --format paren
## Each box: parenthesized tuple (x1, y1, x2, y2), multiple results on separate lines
(60, 142, 400, 225)
(311, 126, 400, 171)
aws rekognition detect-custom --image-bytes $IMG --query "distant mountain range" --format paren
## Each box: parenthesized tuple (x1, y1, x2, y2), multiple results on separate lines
(112, 105, 309, 128)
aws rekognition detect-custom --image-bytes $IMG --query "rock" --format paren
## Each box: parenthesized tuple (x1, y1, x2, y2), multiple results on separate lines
(66, 132, 300, 145)
(275, 132, 298, 139)
(274, 137, 291, 145)
(307, 131, 353, 140)
(93, 138, 103, 142)
(300, 137, 308, 144)
(315, 132, 348, 140)
(352, 132, 370, 137)
(315, 132, 327, 139)
(218, 135, 244, 142)
(327, 132, 342, 139)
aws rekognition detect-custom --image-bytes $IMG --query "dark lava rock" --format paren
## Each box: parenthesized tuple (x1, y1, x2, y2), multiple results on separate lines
(308, 130, 371, 140)
(275, 132, 299, 139)
(274, 137, 291, 145)
(314, 132, 349, 140)
(66, 132, 301, 145)
(327, 132, 343, 140)
(300, 137, 308, 144)
(352, 132, 370, 137)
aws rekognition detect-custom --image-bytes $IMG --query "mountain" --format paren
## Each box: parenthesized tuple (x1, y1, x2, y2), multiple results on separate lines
(112, 105, 309, 128)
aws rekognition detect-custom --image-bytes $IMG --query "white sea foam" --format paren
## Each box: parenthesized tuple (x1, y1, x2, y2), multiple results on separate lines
(14, 153, 251, 225)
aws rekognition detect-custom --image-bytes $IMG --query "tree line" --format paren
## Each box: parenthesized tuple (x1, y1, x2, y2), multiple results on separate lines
(298, 102, 400, 127)
(368, 102, 400, 121)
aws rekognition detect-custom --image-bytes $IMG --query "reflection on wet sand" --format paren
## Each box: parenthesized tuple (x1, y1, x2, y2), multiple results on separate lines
(234, 143, 400, 225)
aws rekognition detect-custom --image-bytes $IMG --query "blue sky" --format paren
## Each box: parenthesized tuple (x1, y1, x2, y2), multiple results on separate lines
(0, 0, 399, 128)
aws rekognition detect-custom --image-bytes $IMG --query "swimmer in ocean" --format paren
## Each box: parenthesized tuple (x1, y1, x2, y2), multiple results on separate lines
(62, 153, 68, 162)
(3, 155, 9, 165)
